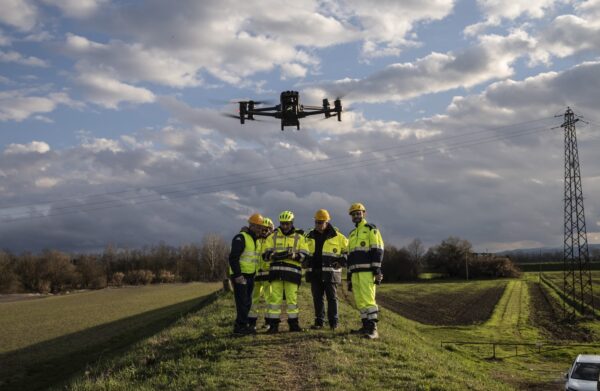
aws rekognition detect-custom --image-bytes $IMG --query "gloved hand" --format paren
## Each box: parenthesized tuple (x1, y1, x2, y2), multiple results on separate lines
(263, 250, 274, 261)
(332, 261, 341, 269)
(291, 252, 302, 262)
(233, 275, 247, 285)
(347, 280, 352, 292)
(272, 250, 290, 261)
(374, 273, 383, 285)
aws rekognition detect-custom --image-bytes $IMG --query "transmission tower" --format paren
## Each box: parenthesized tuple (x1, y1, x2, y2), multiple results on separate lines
(561, 107, 594, 319)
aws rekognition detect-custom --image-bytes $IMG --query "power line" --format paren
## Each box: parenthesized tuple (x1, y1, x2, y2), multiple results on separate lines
(0, 116, 555, 212)
(1, 122, 553, 223)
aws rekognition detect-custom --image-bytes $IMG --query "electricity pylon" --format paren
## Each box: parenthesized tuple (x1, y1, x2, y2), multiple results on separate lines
(561, 107, 594, 319)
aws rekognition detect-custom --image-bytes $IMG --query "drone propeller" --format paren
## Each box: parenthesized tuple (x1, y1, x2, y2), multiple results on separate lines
(221, 112, 265, 122)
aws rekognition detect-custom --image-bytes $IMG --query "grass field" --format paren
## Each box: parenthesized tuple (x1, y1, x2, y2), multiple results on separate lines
(61, 284, 518, 391)
(380, 277, 600, 390)
(3, 276, 599, 390)
(538, 271, 600, 317)
(0, 283, 221, 391)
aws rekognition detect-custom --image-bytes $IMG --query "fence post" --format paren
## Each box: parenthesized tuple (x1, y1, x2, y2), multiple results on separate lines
(492, 343, 496, 359)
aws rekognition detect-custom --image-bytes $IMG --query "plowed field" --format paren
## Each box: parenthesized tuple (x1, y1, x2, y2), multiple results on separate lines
(378, 281, 507, 325)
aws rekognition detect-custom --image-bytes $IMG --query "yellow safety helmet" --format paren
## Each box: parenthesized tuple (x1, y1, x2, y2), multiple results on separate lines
(248, 213, 264, 226)
(279, 210, 294, 222)
(348, 202, 366, 215)
(314, 209, 330, 221)
(262, 217, 274, 228)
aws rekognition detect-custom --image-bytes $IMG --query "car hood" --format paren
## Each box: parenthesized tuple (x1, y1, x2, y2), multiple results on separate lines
(567, 378, 598, 391)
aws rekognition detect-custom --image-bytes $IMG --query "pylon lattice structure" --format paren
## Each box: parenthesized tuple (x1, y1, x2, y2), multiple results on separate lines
(562, 107, 594, 319)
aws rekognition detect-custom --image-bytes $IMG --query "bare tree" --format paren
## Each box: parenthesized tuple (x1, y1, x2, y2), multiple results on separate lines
(405, 238, 425, 269)
(199, 233, 229, 281)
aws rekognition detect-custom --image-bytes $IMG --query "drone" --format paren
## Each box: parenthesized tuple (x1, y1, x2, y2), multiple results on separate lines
(224, 90, 343, 131)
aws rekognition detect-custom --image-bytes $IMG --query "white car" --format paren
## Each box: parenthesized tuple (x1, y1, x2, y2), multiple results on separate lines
(565, 354, 600, 391)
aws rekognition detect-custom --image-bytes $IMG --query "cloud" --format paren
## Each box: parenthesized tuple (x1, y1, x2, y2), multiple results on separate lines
(65, 34, 202, 88)
(74, 72, 155, 109)
(41, 0, 107, 18)
(531, 14, 600, 64)
(0, 0, 38, 31)
(0, 89, 73, 122)
(306, 30, 533, 104)
(465, 0, 560, 36)
(0, 50, 48, 67)
(4, 141, 51, 154)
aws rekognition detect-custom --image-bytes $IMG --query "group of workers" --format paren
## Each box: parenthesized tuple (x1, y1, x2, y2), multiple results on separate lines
(228, 202, 384, 339)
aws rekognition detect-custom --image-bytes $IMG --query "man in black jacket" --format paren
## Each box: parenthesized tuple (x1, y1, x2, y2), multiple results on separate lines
(228, 213, 264, 335)
(304, 209, 348, 330)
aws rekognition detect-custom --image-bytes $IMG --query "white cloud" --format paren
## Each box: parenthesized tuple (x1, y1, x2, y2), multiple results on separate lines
(531, 14, 600, 64)
(0, 90, 72, 122)
(0, 0, 38, 31)
(81, 137, 123, 153)
(307, 30, 533, 104)
(75, 72, 155, 109)
(465, 0, 561, 36)
(65, 34, 202, 88)
(41, 0, 107, 18)
(4, 141, 50, 154)
(321, 0, 455, 57)
(280, 63, 307, 79)
(0, 50, 48, 67)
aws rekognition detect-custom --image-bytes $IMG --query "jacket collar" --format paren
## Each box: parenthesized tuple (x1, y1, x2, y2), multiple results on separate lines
(309, 223, 337, 239)
(241, 226, 257, 240)
(355, 218, 368, 228)
(277, 226, 296, 236)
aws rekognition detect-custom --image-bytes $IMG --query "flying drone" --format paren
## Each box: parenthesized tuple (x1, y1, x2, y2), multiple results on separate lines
(224, 90, 343, 131)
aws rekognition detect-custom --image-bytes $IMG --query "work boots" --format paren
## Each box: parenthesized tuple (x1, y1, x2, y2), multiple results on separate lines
(364, 320, 379, 339)
(350, 319, 369, 334)
(233, 323, 254, 336)
(248, 318, 257, 332)
(266, 319, 279, 334)
(310, 320, 324, 330)
(288, 318, 302, 332)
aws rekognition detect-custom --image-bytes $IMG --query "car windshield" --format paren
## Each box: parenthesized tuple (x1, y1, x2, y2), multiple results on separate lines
(571, 362, 600, 381)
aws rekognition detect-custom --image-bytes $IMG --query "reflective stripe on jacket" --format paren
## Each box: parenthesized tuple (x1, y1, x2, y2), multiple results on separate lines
(255, 237, 271, 282)
(264, 227, 308, 285)
(347, 219, 384, 273)
(305, 224, 348, 284)
(228, 230, 259, 276)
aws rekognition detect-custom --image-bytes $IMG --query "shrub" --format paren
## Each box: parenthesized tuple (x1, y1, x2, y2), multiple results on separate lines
(111, 272, 125, 286)
(157, 270, 176, 283)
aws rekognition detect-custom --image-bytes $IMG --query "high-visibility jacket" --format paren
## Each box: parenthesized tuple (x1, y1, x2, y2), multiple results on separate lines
(347, 219, 384, 274)
(305, 224, 348, 284)
(228, 229, 259, 276)
(255, 237, 271, 282)
(263, 227, 308, 285)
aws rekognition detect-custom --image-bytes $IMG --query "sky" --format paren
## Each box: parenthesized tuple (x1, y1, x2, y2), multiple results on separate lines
(1, 0, 600, 253)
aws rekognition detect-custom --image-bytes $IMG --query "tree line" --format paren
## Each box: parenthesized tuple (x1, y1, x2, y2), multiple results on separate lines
(0, 234, 521, 294)
(0, 233, 229, 294)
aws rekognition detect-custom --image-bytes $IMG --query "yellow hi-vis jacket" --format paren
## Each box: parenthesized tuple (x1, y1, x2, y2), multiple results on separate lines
(263, 227, 308, 285)
(228, 229, 259, 276)
(305, 224, 348, 284)
(255, 237, 271, 282)
(347, 219, 384, 274)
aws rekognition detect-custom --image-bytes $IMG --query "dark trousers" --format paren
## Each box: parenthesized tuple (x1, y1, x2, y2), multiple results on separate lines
(232, 274, 255, 327)
(310, 278, 338, 326)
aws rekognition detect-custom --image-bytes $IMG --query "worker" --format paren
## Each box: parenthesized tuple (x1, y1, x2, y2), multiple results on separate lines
(346, 203, 384, 339)
(228, 213, 263, 335)
(263, 210, 308, 333)
(248, 216, 274, 331)
(304, 209, 348, 330)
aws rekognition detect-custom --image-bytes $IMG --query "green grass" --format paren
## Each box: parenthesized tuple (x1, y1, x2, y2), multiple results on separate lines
(0, 282, 221, 391)
(64, 284, 515, 391)
(381, 277, 600, 389)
